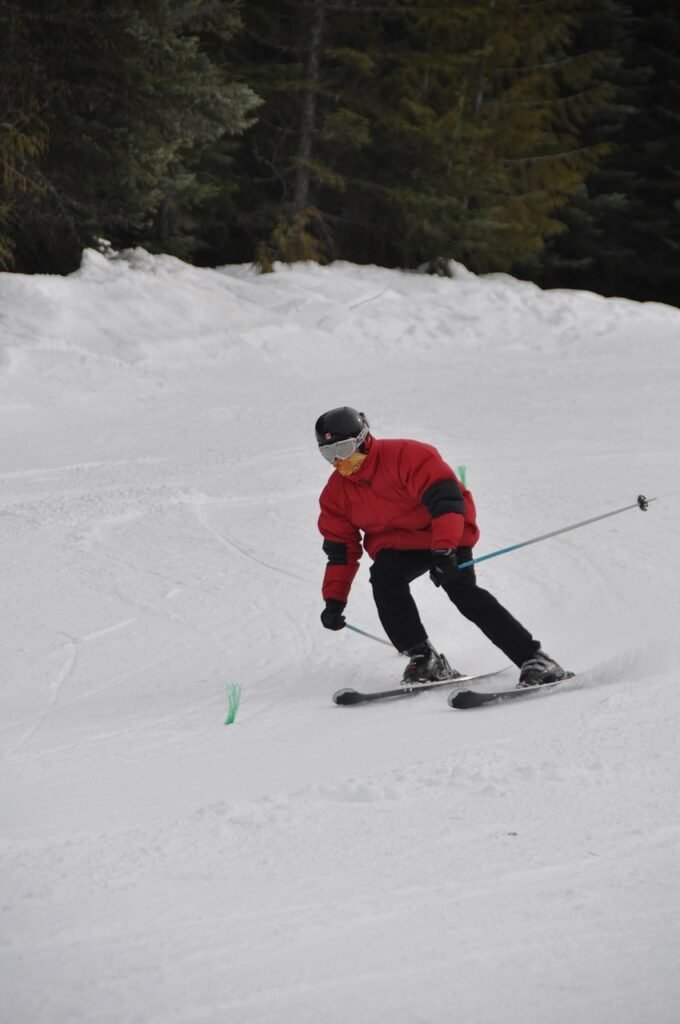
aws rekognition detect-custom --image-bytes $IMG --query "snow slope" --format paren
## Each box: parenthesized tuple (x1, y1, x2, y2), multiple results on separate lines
(1, 249, 680, 1023)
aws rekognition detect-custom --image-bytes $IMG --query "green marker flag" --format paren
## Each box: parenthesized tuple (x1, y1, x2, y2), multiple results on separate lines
(225, 683, 242, 725)
(457, 464, 467, 486)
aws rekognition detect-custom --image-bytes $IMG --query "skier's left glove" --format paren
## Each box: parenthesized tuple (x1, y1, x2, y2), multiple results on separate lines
(321, 599, 347, 630)
(430, 548, 459, 588)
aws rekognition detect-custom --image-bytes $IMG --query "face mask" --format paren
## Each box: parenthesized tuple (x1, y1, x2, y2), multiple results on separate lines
(335, 451, 367, 476)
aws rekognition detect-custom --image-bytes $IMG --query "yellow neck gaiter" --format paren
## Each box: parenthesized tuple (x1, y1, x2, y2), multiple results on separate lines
(335, 451, 368, 477)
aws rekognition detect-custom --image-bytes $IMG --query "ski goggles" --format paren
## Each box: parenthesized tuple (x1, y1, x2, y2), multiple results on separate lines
(318, 423, 369, 463)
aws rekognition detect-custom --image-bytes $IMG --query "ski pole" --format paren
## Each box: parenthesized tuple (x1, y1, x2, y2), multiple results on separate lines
(345, 622, 422, 658)
(346, 495, 655, 647)
(345, 622, 394, 647)
(457, 494, 655, 571)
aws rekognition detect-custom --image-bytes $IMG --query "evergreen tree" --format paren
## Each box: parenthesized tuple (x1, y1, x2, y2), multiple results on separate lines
(538, 0, 680, 306)
(3, 0, 259, 273)
(450, 0, 613, 271)
(0, 6, 48, 268)
(625, 0, 680, 306)
(327, 0, 488, 268)
(225, 0, 615, 272)
(213, 0, 337, 267)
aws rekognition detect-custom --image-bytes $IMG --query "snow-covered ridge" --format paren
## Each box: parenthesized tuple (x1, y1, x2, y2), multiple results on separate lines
(2, 247, 677, 373)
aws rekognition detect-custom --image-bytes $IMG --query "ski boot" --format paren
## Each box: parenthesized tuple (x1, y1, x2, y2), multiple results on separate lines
(402, 641, 459, 685)
(518, 649, 570, 688)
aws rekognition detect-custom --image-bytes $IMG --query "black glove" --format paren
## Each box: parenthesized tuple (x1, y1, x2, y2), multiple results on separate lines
(430, 548, 460, 588)
(321, 599, 346, 630)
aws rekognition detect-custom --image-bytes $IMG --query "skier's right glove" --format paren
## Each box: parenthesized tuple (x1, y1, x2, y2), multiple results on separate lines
(321, 599, 347, 631)
(430, 548, 460, 588)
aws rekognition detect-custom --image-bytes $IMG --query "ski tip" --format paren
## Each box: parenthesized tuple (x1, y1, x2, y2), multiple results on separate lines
(332, 688, 362, 706)
(448, 690, 480, 709)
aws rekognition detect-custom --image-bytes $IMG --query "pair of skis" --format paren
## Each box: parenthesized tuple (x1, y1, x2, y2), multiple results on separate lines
(332, 667, 575, 709)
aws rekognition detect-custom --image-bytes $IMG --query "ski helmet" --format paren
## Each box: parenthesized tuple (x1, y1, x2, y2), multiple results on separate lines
(315, 407, 370, 463)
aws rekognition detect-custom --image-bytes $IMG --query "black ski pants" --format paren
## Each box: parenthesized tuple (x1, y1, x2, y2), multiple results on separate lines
(368, 547, 540, 667)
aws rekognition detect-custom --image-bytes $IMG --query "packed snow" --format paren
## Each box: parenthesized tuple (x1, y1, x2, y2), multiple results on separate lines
(1, 248, 680, 1023)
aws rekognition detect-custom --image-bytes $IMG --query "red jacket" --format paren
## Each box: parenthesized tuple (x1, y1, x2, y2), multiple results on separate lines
(318, 437, 479, 602)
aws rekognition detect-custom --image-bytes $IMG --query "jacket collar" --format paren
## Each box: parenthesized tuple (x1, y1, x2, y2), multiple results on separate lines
(339, 436, 379, 482)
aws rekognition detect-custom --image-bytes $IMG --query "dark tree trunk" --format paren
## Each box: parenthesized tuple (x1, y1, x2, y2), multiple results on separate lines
(293, 0, 325, 210)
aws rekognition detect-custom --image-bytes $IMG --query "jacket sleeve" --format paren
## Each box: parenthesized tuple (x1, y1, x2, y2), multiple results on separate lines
(318, 486, 363, 603)
(398, 442, 467, 549)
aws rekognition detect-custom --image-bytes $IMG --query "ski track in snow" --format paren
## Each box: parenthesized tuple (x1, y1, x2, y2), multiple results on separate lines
(1, 252, 680, 1024)
(190, 495, 313, 586)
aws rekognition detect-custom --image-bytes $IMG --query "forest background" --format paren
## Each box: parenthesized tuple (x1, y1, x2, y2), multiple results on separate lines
(1, 0, 678, 307)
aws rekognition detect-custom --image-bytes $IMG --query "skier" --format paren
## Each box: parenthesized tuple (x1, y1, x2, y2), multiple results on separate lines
(315, 406, 570, 687)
